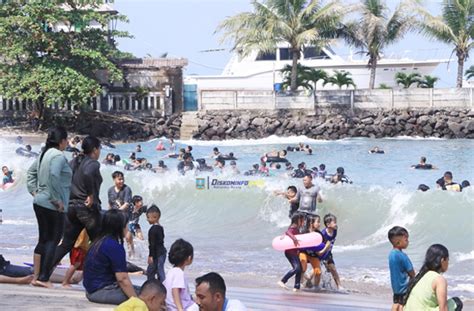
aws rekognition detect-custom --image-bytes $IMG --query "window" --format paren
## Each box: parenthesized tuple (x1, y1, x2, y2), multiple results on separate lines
(303, 47, 330, 59)
(256, 51, 276, 61)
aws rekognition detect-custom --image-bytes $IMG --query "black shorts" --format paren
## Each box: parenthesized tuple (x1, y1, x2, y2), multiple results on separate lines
(393, 293, 405, 305)
(323, 252, 335, 265)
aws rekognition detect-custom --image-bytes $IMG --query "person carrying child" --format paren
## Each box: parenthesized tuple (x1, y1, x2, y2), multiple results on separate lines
(62, 229, 90, 288)
(318, 213, 343, 291)
(388, 226, 415, 311)
(274, 186, 299, 218)
(277, 213, 305, 292)
(126, 195, 147, 258)
(163, 238, 197, 311)
(146, 205, 166, 283)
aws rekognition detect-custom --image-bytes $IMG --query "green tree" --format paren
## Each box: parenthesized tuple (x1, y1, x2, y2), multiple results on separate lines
(417, 75, 439, 88)
(217, 0, 345, 92)
(416, 0, 473, 88)
(378, 83, 392, 89)
(324, 71, 356, 89)
(0, 0, 130, 122)
(341, 0, 416, 89)
(395, 72, 421, 88)
(466, 65, 474, 80)
(280, 64, 313, 91)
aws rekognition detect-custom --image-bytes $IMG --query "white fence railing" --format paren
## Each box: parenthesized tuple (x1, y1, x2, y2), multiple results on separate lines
(199, 88, 474, 111)
(0, 91, 167, 115)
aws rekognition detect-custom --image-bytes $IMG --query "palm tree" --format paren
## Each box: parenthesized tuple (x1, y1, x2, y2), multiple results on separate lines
(280, 64, 313, 90)
(324, 71, 356, 89)
(466, 65, 474, 80)
(416, 0, 473, 88)
(340, 0, 416, 89)
(395, 72, 421, 88)
(378, 83, 392, 89)
(216, 0, 345, 92)
(306, 68, 328, 91)
(418, 75, 439, 88)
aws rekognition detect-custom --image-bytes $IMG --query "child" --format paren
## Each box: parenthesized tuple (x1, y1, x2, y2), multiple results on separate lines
(317, 164, 327, 179)
(274, 186, 299, 218)
(299, 215, 324, 289)
(163, 239, 197, 311)
(388, 226, 415, 311)
(277, 213, 305, 292)
(146, 205, 166, 282)
(319, 213, 343, 290)
(62, 229, 89, 288)
(116, 279, 167, 311)
(108, 171, 133, 211)
(2, 166, 14, 186)
(126, 195, 147, 257)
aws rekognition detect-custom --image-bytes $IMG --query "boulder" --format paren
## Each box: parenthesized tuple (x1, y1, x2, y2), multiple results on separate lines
(422, 124, 433, 135)
(251, 117, 266, 126)
(416, 115, 431, 126)
(361, 117, 374, 125)
(447, 121, 463, 136)
(464, 119, 474, 132)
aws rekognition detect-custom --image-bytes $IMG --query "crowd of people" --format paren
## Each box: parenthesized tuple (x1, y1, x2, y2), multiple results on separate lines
(0, 130, 469, 310)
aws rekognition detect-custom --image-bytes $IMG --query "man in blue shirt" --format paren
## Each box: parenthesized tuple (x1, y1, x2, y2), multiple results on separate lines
(388, 226, 415, 311)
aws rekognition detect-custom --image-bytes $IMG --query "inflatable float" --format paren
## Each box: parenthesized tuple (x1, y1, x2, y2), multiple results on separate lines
(272, 231, 323, 251)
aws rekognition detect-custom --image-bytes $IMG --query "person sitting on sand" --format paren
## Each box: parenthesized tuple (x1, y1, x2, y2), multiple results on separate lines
(404, 244, 463, 311)
(411, 157, 437, 170)
(83, 210, 140, 305)
(369, 146, 385, 154)
(2, 166, 14, 186)
(116, 279, 167, 311)
(194, 272, 247, 311)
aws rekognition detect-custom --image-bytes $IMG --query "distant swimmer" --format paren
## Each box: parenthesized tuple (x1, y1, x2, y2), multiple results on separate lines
(211, 147, 221, 159)
(214, 158, 226, 173)
(15, 145, 39, 158)
(291, 162, 312, 179)
(103, 153, 115, 165)
(461, 180, 470, 189)
(2, 166, 14, 186)
(136, 144, 142, 152)
(195, 158, 213, 172)
(317, 164, 327, 179)
(417, 184, 430, 192)
(369, 146, 385, 154)
(329, 167, 352, 184)
(244, 164, 259, 176)
(230, 160, 240, 175)
(217, 152, 237, 161)
(16, 136, 23, 144)
(411, 156, 437, 170)
(263, 150, 288, 163)
(177, 153, 194, 175)
(154, 160, 169, 173)
(155, 140, 166, 151)
(169, 138, 176, 152)
(439, 171, 461, 192)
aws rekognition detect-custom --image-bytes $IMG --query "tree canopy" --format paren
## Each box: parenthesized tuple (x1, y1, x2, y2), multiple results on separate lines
(0, 0, 130, 112)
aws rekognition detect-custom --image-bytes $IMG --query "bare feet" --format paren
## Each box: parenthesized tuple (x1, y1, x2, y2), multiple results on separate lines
(32, 280, 54, 289)
(17, 275, 34, 284)
(61, 283, 72, 289)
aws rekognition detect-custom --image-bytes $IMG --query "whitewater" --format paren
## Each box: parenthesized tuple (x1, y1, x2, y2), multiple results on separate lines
(0, 136, 473, 300)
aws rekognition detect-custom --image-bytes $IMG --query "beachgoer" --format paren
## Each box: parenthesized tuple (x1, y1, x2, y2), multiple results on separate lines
(136, 145, 142, 153)
(62, 229, 89, 288)
(299, 215, 324, 290)
(441, 171, 461, 192)
(274, 186, 299, 218)
(317, 164, 327, 179)
(285, 162, 294, 171)
(0, 254, 34, 284)
(27, 126, 72, 289)
(291, 162, 307, 178)
(116, 279, 167, 311)
(169, 138, 176, 152)
(329, 167, 352, 184)
(417, 184, 430, 192)
(461, 180, 470, 189)
(103, 153, 115, 165)
(154, 160, 168, 173)
(388, 226, 415, 311)
(108, 171, 133, 210)
(185, 146, 194, 160)
(277, 213, 305, 292)
(195, 158, 214, 173)
(290, 174, 322, 215)
(2, 166, 14, 186)
(211, 147, 221, 159)
(146, 205, 166, 283)
(54, 136, 103, 267)
(243, 164, 259, 176)
(114, 154, 121, 165)
(83, 209, 140, 305)
(195, 272, 247, 311)
(258, 162, 269, 176)
(177, 153, 195, 175)
(404, 244, 463, 311)
(230, 160, 240, 175)
(156, 140, 166, 151)
(214, 158, 226, 173)
(126, 195, 147, 257)
(15, 136, 23, 144)
(411, 156, 437, 170)
(319, 213, 343, 291)
(163, 238, 197, 310)
(369, 146, 385, 154)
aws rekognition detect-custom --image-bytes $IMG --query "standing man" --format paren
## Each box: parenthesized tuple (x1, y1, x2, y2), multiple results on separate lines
(291, 174, 322, 215)
(194, 272, 247, 311)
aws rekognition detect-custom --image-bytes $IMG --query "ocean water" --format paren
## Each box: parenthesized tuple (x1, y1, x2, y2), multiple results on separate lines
(0, 136, 473, 300)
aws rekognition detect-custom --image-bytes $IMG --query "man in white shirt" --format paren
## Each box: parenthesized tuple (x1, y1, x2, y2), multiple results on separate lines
(194, 272, 247, 311)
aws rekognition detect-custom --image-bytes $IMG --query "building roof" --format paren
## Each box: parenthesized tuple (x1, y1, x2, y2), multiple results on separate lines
(119, 58, 189, 69)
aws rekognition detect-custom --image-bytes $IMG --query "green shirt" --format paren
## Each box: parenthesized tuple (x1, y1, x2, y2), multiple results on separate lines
(27, 148, 72, 212)
(405, 271, 457, 311)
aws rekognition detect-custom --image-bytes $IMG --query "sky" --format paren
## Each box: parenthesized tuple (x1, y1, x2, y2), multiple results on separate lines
(113, 0, 472, 88)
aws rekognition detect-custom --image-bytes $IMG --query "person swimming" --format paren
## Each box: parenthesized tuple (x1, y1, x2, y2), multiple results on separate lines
(329, 167, 352, 184)
(417, 184, 430, 192)
(155, 140, 166, 151)
(15, 145, 38, 158)
(411, 156, 436, 170)
(369, 146, 385, 154)
(2, 166, 14, 186)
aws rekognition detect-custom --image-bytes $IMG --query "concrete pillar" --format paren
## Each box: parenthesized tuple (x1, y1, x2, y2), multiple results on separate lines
(96, 95, 101, 112)
(470, 87, 473, 108)
(234, 91, 238, 109)
(0, 95, 3, 111)
(108, 95, 112, 111)
(430, 88, 434, 108)
(160, 95, 165, 114)
(390, 89, 394, 110)
(350, 90, 354, 111)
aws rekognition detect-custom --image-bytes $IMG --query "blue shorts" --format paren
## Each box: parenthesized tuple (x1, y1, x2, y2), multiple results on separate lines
(128, 223, 141, 235)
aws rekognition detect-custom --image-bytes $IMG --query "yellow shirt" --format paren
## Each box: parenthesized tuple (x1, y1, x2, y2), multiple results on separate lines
(115, 297, 148, 311)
